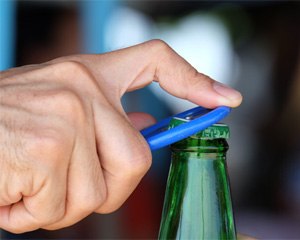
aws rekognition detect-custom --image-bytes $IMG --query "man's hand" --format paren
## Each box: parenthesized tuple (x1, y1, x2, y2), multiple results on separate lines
(0, 40, 242, 233)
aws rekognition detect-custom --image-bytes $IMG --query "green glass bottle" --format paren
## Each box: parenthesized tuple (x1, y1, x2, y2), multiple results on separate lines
(158, 118, 236, 239)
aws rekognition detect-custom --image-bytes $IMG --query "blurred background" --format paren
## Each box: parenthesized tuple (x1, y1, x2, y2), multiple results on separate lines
(1, 0, 300, 239)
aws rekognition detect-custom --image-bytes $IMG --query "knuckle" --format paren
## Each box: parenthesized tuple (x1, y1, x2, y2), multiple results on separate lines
(52, 60, 99, 93)
(51, 89, 85, 118)
(84, 190, 107, 212)
(197, 72, 214, 82)
(30, 87, 85, 121)
(32, 88, 86, 125)
(98, 205, 120, 214)
(31, 206, 65, 229)
(46, 204, 65, 224)
(27, 132, 63, 156)
(28, 187, 66, 225)
(24, 128, 69, 168)
(58, 60, 91, 80)
(90, 178, 107, 210)
(145, 39, 173, 66)
(78, 181, 107, 213)
(147, 39, 171, 52)
(186, 71, 211, 91)
(122, 139, 152, 179)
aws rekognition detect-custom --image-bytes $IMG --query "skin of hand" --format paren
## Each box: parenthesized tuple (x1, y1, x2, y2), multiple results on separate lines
(0, 40, 242, 233)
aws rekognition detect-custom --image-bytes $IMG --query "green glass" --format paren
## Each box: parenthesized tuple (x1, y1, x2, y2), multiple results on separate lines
(158, 118, 236, 239)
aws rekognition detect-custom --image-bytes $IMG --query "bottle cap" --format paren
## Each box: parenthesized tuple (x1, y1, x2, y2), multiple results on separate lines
(169, 117, 229, 139)
(141, 106, 231, 150)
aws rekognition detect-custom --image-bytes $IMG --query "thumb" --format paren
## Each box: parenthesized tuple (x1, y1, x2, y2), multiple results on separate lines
(127, 112, 156, 130)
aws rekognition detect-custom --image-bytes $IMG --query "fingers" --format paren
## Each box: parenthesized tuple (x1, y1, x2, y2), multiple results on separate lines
(66, 40, 242, 108)
(43, 112, 106, 230)
(127, 112, 156, 130)
(93, 103, 152, 214)
(0, 171, 67, 233)
(0, 105, 69, 233)
(0, 84, 105, 232)
(151, 40, 242, 108)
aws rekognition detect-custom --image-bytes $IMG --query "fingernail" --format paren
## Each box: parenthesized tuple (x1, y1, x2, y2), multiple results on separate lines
(213, 82, 242, 101)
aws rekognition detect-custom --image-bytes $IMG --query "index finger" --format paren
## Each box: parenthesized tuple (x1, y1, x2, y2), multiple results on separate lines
(73, 40, 242, 108)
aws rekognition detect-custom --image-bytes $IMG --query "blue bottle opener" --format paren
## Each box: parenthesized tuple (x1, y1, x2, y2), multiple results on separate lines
(141, 106, 231, 151)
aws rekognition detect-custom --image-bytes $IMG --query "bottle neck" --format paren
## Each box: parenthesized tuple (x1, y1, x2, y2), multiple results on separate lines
(171, 137, 229, 155)
(159, 137, 235, 239)
(158, 121, 235, 239)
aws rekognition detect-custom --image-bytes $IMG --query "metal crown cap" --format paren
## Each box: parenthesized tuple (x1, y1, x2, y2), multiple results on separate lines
(169, 117, 230, 140)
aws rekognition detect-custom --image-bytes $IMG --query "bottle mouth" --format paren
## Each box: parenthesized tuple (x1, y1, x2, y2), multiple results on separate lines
(169, 117, 230, 140)
(169, 119, 229, 152)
